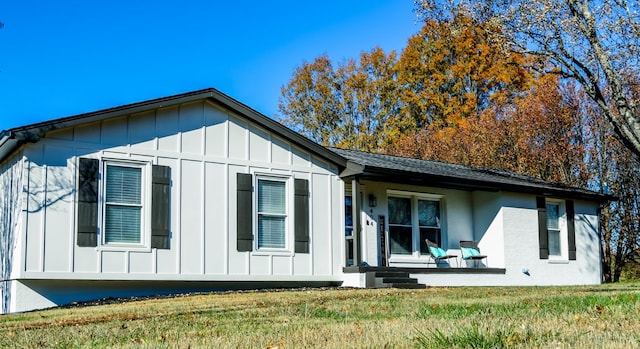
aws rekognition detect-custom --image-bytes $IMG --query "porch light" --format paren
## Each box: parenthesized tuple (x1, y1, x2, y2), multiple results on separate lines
(368, 194, 377, 207)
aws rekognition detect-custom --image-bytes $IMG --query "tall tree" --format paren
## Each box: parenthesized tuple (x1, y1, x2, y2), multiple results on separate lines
(495, 76, 587, 185)
(279, 15, 534, 152)
(278, 48, 398, 151)
(336, 48, 401, 150)
(580, 77, 640, 282)
(415, 0, 640, 157)
(396, 13, 532, 129)
(387, 75, 587, 186)
(278, 55, 343, 147)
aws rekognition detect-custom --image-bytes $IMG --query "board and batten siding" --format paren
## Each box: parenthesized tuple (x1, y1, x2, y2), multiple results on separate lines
(18, 100, 343, 282)
(0, 151, 27, 313)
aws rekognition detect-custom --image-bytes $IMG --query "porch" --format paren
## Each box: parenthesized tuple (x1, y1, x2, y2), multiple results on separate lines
(342, 265, 507, 289)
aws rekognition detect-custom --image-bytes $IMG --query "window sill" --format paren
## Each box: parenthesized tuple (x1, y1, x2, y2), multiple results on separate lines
(547, 258, 570, 264)
(389, 256, 432, 264)
(98, 243, 151, 252)
(252, 249, 294, 257)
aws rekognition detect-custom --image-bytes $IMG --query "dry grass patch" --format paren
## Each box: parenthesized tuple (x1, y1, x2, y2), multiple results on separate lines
(0, 283, 639, 348)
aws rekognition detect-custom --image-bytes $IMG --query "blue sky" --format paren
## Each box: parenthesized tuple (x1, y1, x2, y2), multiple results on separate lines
(0, 1, 420, 131)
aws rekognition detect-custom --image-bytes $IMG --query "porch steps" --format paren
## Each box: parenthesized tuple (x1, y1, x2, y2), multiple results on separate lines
(374, 271, 426, 289)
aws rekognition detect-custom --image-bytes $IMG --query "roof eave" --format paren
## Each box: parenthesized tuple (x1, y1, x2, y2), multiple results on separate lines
(0, 131, 20, 163)
(9, 89, 221, 137)
(360, 166, 613, 203)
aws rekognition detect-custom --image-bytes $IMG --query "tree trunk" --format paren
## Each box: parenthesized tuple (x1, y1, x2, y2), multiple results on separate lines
(602, 259, 612, 283)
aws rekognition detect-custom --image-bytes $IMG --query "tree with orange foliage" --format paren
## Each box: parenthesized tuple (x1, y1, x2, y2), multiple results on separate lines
(279, 14, 534, 153)
(277, 55, 342, 147)
(492, 76, 587, 186)
(416, 0, 640, 159)
(387, 75, 587, 186)
(396, 13, 532, 129)
(278, 48, 398, 152)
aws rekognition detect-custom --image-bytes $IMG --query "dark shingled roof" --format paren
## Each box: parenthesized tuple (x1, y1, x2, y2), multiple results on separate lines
(330, 147, 612, 202)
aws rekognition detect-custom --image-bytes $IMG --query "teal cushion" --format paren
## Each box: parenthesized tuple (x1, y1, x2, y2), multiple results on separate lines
(461, 247, 480, 259)
(429, 246, 447, 258)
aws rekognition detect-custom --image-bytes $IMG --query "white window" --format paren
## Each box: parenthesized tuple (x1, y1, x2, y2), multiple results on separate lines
(257, 178, 287, 249)
(103, 163, 144, 245)
(389, 197, 413, 255)
(546, 202, 562, 257)
(418, 199, 441, 254)
(345, 195, 354, 265)
(388, 192, 443, 257)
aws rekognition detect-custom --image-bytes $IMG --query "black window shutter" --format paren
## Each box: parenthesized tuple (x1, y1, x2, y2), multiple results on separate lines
(237, 173, 253, 252)
(294, 179, 310, 253)
(566, 200, 576, 260)
(151, 165, 171, 249)
(77, 158, 99, 247)
(537, 196, 549, 259)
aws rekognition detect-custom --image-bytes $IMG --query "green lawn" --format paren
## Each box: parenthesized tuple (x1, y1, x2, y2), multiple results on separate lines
(1, 283, 639, 348)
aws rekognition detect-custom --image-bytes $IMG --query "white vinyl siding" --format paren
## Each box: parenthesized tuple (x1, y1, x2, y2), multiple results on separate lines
(257, 179, 287, 249)
(104, 164, 143, 244)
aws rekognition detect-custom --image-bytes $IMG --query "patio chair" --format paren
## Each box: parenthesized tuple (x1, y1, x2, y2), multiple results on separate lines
(459, 240, 487, 267)
(425, 239, 458, 267)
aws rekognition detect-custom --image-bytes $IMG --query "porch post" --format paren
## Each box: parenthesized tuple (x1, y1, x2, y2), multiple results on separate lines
(351, 177, 362, 266)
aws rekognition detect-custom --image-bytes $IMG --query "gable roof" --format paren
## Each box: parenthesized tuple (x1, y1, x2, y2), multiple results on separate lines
(0, 88, 348, 168)
(0, 88, 612, 203)
(330, 147, 612, 202)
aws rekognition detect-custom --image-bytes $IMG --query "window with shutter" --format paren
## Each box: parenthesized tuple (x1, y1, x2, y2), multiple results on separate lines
(77, 158, 171, 249)
(104, 164, 143, 244)
(538, 197, 576, 261)
(257, 179, 287, 249)
(546, 202, 562, 256)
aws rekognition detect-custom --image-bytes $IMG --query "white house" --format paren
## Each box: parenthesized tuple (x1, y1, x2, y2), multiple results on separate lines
(0, 88, 611, 313)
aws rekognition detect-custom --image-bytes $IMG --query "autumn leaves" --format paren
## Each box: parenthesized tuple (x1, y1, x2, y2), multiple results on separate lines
(277, 14, 575, 185)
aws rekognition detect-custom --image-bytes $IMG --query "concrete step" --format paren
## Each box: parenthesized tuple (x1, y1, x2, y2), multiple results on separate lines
(382, 277, 418, 284)
(375, 271, 410, 278)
